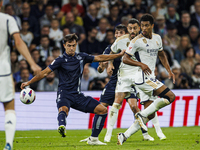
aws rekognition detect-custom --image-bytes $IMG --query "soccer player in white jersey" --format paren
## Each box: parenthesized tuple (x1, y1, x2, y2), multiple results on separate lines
(0, 1, 41, 150)
(117, 14, 176, 145)
(107, 18, 166, 143)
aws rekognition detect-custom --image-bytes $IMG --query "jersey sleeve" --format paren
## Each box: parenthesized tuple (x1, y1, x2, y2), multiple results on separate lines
(48, 57, 62, 71)
(82, 53, 95, 63)
(103, 46, 111, 54)
(111, 40, 118, 53)
(158, 35, 163, 51)
(8, 16, 19, 36)
(126, 41, 137, 56)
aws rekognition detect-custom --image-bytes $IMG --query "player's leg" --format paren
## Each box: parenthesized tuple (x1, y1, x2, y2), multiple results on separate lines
(139, 85, 175, 118)
(3, 100, 16, 150)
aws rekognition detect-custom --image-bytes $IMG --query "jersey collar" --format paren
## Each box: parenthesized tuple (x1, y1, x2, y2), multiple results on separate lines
(63, 52, 77, 58)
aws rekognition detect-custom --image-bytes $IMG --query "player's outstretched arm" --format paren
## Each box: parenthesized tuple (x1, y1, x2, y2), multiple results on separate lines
(13, 33, 41, 75)
(20, 67, 52, 89)
(93, 50, 125, 62)
(158, 51, 175, 83)
(122, 53, 152, 75)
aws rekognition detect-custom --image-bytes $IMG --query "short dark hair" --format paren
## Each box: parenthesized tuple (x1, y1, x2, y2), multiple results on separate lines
(128, 18, 140, 26)
(31, 49, 40, 54)
(5, 4, 13, 10)
(106, 28, 114, 34)
(40, 35, 49, 40)
(115, 24, 128, 33)
(184, 47, 196, 58)
(140, 14, 154, 25)
(42, 25, 50, 29)
(194, 63, 200, 71)
(63, 33, 78, 43)
(52, 46, 60, 52)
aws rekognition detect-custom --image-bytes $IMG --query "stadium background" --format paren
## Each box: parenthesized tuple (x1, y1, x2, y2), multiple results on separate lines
(0, 0, 200, 130)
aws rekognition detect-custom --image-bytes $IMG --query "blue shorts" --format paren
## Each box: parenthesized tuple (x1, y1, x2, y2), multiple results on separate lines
(100, 82, 137, 106)
(56, 89, 100, 113)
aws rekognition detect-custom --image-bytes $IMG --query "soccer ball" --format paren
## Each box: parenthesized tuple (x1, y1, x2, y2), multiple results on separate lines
(20, 88, 36, 104)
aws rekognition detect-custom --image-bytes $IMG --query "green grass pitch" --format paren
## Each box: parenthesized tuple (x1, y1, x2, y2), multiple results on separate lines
(0, 127, 200, 150)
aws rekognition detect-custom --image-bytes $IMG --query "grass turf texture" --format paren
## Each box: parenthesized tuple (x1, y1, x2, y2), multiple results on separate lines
(0, 127, 199, 150)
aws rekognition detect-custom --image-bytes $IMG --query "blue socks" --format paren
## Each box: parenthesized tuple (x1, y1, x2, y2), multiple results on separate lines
(91, 114, 107, 137)
(57, 111, 67, 126)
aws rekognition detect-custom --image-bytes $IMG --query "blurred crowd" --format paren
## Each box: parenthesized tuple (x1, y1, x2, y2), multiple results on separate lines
(2, 0, 200, 91)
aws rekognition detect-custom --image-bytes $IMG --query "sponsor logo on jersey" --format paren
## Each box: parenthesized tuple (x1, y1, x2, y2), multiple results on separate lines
(143, 39, 147, 44)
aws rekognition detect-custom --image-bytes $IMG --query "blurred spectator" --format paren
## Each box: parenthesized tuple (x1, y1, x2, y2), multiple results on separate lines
(93, 0, 109, 19)
(45, 56, 54, 67)
(101, 29, 115, 50)
(114, 0, 130, 16)
(181, 47, 197, 77)
(30, 0, 47, 20)
(81, 64, 94, 91)
(191, 63, 200, 88)
(37, 71, 59, 91)
(189, 25, 199, 46)
(136, 12, 144, 22)
(62, 12, 86, 45)
(175, 73, 191, 89)
(174, 35, 192, 63)
(165, 4, 180, 27)
(4, 3, 21, 29)
(163, 24, 180, 51)
(12, 0, 22, 16)
(49, 18, 63, 46)
(96, 18, 109, 42)
(15, 68, 37, 91)
(194, 35, 200, 55)
(39, 4, 56, 28)
(89, 77, 109, 90)
(177, 11, 192, 36)
(121, 16, 129, 26)
(19, 2, 40, 38)
(158, 50, 180, 81)
(13, 59, 33, 83)
(107, 4, 121, 30)
(191, 0, 200, 29)
(80, 28, 102, 54)
(20, 20, 34, 48)
(11, 51, 19, 74)
(31, 49, 46, 69)
(150, 0, 167, 19)
(52, 46, 62, 59)
(60, 7, 83, 27)
(57, 0, 85, 19)
(30, 25, 55, 51)
(36, 35, 53, 61)
(154, 15, 167, 38)
(129, 0, 147, 18)
(83, 4, 99, 34)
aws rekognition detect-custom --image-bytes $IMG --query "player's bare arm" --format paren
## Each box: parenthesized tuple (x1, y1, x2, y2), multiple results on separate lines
(122, 53, 152, 75)
(93, 50, 125, 62)
(107, 51, 115, 75)
(158, 51, 175, 83)
(21, 67, 52, 89)
(13, 33, 41, 75)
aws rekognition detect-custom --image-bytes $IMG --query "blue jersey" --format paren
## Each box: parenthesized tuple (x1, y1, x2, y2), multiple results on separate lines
(104, 45, 121, 84)
(48, 52, 94, 93)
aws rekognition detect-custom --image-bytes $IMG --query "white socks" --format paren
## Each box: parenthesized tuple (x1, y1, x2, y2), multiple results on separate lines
(5, 110, 16, 149)
(106, 103, 121, 135)
(141, 98, 170, 117)
(151, 113, 163, 134)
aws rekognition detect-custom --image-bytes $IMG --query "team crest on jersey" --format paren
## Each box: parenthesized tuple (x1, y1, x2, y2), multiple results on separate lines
(126, 42, 130, 47)
(76, 55, 82, 60)
(65, 59, 68, 62)
(156, 41, 159, 46)
(143, 39, 147, 44)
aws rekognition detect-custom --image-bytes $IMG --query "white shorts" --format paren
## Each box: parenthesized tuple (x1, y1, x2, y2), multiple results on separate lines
(115, 76, 136, 98)
(135, 73, 163, 104)
(0, 74, 15, 103)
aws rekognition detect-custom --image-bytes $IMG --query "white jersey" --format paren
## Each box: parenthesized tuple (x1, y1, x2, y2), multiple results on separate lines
(126, 33, 163, 75)
(111, 34, 139, 77)
(0, 13, 19, 76)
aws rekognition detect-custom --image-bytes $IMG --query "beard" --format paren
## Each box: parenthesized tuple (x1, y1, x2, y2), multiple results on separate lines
(46, 78, 54, 82)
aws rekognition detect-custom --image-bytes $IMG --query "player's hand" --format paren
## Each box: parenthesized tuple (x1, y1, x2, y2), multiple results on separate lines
(31, 64, 42, 75)
(107, 63, 114, 76)
(140, 63, 151, 75)
(169, 71, 175, 84)
(21, 82, 29, 90)
(119, 49, 125, 56)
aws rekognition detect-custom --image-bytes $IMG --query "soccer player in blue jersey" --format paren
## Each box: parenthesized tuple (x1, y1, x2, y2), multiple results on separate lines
(21, 33, 125, 140)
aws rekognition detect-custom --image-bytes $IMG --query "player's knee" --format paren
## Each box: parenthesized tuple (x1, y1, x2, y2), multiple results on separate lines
(98, 107, 108, 115)
(169, 93, 176, 103)
(130, 104, 138, 114)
